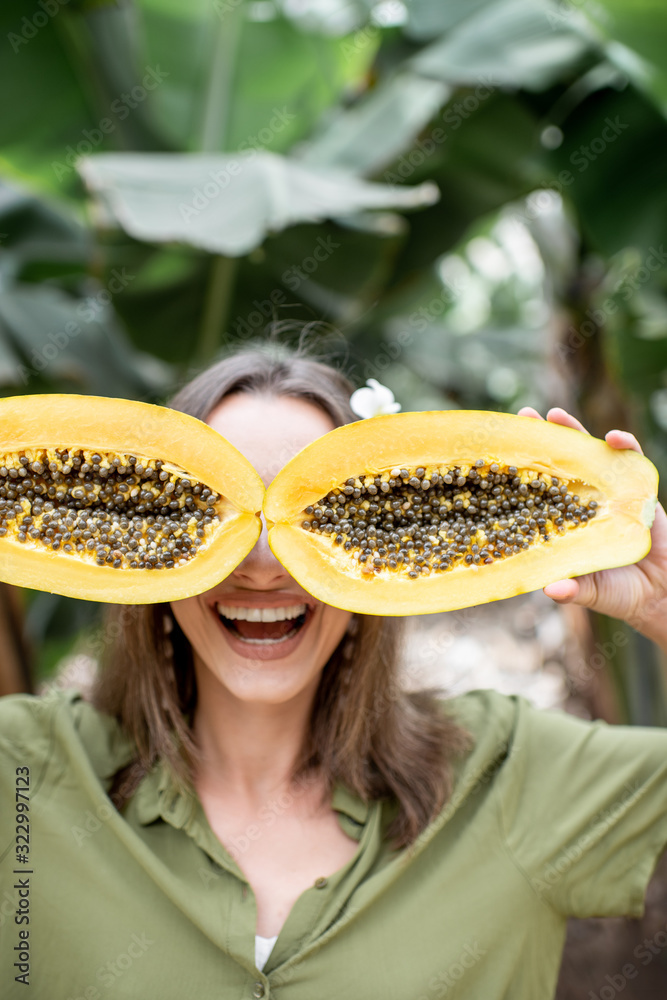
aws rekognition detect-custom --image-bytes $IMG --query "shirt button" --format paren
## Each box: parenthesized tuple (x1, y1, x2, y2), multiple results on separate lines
(314, 876, 328, 889)
(252, 983, 265, 998)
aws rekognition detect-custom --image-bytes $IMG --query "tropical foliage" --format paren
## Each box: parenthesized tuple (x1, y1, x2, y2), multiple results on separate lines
(1, 0, 666, 715)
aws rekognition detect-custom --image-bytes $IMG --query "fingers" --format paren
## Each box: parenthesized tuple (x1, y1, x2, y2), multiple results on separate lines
(543, 579, 580, 603)
(545, 407, 590, 435)
(518, 406, 644, 455)
(517, 406, 590, 435)
(544, 574, 602, 609)
(518, 406, 643, 453)
(605, 429, 644, 455)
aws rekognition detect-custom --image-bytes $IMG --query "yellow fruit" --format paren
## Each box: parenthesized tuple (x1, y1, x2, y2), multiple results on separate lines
(264, 411, 659, 615)
(0, 394, 264, 603)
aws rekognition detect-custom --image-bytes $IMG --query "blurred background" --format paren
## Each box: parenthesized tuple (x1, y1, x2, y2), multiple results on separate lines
(1, 0, 667, 992)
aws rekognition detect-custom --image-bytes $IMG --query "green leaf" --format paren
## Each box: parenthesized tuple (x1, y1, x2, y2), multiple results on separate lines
(0, 5, 96, 196)
(77, 150, 439, 256)
(0, 183, 89, 281)
(273, 0, 370, 36)
(0, 281, 169, 396)
(402, 0, 497, 41)
(296, 72, 450, 175)
(382, 92, 540, 277)
(107, 244, 210, 365)
(545, 85, 667, 258)
(134, 0, 374, 152)
(410, 0, 594, 91)
(578, 0, 667, 113)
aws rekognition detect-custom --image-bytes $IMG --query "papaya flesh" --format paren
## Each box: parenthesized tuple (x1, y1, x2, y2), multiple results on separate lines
(264, 411, 659, 616)
(0, 400, 659, 615)
(0, 394, 264, 603)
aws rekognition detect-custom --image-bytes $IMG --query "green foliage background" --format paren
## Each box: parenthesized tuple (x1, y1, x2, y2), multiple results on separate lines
(1, 0, 666, 718)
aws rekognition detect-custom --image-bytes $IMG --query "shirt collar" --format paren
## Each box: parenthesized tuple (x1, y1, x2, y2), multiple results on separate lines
(133, 763, 370, 829)
(331, 783, 369, 826)
(133, 759, 196, 828)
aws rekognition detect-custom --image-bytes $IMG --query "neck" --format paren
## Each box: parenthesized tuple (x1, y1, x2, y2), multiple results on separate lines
(192, 655, 317, 804)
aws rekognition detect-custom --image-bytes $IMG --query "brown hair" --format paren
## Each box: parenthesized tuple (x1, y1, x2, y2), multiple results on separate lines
(93, 340, 471, 848)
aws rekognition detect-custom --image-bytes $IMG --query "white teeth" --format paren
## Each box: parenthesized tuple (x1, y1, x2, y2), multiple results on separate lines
(216, 603, 307, 623)
(241, 634, 297, 645)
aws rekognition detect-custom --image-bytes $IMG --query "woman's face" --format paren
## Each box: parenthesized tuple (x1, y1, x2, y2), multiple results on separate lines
(171, 392, 352, 706)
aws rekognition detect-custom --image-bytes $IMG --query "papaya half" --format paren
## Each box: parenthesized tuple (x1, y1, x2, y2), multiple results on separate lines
(0, 394, 264, 603)
(0, 398, 659, 614)
(264, 411, 659, 615)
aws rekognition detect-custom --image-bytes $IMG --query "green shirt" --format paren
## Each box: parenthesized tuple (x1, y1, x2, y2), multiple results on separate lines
(1, 688, 667, 999)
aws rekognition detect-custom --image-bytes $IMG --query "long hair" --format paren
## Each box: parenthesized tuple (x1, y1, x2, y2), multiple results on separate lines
(92, 340, 471, 849)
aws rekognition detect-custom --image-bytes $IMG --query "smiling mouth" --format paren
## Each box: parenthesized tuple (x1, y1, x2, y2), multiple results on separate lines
(214, 603, 310, 645)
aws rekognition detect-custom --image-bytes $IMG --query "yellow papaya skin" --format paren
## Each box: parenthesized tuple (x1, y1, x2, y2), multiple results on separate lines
(0, 395, 265, 603)
(264, 411, 659, 616)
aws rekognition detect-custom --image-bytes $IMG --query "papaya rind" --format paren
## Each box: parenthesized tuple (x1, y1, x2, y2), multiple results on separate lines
(0, 394, 265, 603)
(265, 411, 659, 615)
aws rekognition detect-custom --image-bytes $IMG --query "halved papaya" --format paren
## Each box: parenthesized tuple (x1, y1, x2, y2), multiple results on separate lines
(264, 411, 659, 615)
(0, 394, 264, 603)
(0, 400, 659, 614)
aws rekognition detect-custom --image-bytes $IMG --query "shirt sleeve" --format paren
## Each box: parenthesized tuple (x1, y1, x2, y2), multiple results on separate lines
(492, 694, 667, 918)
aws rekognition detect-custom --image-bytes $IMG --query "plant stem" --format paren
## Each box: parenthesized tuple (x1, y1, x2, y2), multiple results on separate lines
(196, 254, 239, 362)
(195, 4, 244, 361)
(199, 1, 244, 152)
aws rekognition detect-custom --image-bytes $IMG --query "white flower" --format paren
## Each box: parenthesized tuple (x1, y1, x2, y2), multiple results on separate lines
(349, 379, 401, 419)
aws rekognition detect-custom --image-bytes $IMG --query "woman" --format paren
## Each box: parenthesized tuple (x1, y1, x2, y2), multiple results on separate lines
(1, 344, 667, 999)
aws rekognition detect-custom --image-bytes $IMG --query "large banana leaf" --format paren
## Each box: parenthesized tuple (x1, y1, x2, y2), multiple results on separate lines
(296, 72, 451, 176)
(77, 151, 438, 255)
(0, 0, 375, 196)
(544, 84, 667, 259)
(578, 0, 667, 114)
(410, 0, 594, 91)
(402, 0, 497, 41)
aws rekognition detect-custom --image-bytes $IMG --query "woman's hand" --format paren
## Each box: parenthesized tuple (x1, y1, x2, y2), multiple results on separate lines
(518, 406, 667, 650)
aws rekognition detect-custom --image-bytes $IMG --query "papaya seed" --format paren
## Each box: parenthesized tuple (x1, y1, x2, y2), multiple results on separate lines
(0, 447, 222, 571)
(302, 462, 598, 578)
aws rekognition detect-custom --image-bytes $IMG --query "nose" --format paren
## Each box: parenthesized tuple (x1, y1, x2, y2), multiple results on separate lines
(231, 514, 291, 588)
